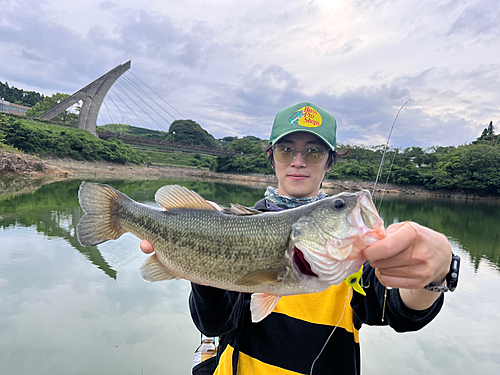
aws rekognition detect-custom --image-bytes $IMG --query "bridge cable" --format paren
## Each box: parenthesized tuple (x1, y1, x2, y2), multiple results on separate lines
(121, 75, 177, 121)
(101, 101, 123, 133)
(112, 84, 166, 131)
(106, 91, 138, 129)
(109, 87, 152, 129)
(115, 79, 170, 131)
(128, 71, 187, 119)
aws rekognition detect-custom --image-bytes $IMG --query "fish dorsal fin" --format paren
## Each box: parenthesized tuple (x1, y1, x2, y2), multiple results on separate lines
(155, 185, 218, 211)
(250, 293, 281, 322)
(222, 203, 263, 216)
(235, 268, 287, 286)
(140, 253, 179, 282)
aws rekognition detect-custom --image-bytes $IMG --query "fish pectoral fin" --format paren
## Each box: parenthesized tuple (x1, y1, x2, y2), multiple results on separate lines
(250, 293, 281, 323)
(155, 185, 218, 211)
(222, 204, 263, 216)
(235, 268, 287, 286)
(140, 254, 179, 282)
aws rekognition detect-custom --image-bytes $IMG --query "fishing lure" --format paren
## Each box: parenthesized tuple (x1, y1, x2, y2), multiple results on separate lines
(345, 266, 366, 296)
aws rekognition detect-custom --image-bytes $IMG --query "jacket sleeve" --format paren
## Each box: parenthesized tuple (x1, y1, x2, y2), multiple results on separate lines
(189, 283, 249, 337)
(351, 262, 444, 332)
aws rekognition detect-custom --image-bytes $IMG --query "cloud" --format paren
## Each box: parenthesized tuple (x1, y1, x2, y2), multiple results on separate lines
(0, 0, 498, 148)
(448, 1, 500, 40)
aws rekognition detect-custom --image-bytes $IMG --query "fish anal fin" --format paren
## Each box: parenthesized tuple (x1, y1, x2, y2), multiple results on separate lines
(250, 293, 281, 323)
(155, 185, 218, 211)
(223, 204, 263, 216)
(235, 268, 287, 286)
(140, 253, 179, 282)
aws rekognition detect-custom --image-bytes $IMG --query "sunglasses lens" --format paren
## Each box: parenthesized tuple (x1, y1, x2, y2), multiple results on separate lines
(274, 145, 327, 164)
(274, 145, 295, 163)
(303, 147, 326, 164)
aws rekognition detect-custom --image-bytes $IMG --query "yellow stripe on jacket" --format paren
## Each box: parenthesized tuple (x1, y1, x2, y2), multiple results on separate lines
(273, 284, 359, 343)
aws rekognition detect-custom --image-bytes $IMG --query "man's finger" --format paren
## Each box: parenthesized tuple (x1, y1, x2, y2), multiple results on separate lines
(375, 269, 424, 289)
(362, 222, 418, 262)
(140, 239, 155, 254)
(385, 221, 408, 235)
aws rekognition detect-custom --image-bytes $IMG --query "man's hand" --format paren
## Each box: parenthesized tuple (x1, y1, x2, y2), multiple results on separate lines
(362, 221, 452, 310)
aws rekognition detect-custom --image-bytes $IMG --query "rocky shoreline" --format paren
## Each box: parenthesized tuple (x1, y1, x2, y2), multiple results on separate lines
(0, 150, 497, 201)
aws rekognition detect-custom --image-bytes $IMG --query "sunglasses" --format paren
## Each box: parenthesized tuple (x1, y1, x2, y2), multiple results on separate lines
(273, 144, 329, 164)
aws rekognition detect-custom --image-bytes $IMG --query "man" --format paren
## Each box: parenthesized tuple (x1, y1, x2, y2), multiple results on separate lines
(141, 102, 454, 374)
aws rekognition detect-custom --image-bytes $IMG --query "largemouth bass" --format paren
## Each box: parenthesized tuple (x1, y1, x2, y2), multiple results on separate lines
(76, 182, 386, 322)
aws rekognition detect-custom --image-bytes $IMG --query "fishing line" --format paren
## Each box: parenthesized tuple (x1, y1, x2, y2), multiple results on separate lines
(373, 99, 411, 322)
(377, 149, 398, 212)
(372, 99, 412, 199)
(309, 288, 353, 375)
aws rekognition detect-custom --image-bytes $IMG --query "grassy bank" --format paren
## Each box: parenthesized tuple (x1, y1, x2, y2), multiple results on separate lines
(0, 114, 142, 164)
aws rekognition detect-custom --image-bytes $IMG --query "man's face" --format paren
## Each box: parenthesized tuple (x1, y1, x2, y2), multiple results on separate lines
(273, 132, 331, 198)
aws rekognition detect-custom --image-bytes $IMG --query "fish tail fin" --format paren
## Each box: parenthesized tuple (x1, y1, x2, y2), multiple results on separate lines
(76, 182, 127, 247)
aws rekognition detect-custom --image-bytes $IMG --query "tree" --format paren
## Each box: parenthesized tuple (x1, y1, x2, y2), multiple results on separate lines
(0, 81, 44, 107)
(26, 93, 78, 125)
(168, 119, 220, 148)
(433, 143, 500, 195)
(487, 121, 495, 136)
(224, 136, 264, 155)
(478, 121, 495, 141)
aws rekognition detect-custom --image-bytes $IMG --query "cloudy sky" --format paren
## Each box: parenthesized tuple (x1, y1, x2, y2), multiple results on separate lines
(1, 0, 499, 148)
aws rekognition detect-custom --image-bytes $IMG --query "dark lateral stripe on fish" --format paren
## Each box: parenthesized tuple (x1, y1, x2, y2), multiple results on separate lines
(76, 182, 126, 247)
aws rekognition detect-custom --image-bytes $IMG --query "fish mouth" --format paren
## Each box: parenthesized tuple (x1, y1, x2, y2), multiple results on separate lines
(293, 247, 318, 278)
(348, 190, 386, 248)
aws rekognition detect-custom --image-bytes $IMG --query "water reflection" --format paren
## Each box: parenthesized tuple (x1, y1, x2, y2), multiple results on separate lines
(0, 178, 499, 375)
(376, 195, 500, 271)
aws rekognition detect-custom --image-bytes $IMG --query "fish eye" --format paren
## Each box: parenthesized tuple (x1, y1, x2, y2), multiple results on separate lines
(332, 199, 346, 210)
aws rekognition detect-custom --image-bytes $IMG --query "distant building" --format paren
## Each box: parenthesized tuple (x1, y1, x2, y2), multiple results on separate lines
(0, 98, 30, 116)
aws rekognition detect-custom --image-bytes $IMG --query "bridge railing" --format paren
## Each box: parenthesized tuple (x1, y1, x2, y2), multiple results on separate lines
(98, 131, 244, 157)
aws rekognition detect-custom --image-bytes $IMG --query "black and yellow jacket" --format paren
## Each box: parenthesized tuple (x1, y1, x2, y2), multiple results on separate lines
(189, 198, 444, 375)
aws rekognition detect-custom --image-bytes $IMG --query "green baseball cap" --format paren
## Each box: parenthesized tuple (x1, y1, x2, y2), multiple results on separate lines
(269, 102, 337, 150)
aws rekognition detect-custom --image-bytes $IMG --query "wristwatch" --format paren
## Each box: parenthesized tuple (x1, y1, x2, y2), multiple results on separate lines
(423, 254, 460, 292)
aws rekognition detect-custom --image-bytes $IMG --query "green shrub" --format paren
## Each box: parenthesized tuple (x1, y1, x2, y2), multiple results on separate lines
(0, 115, 142, 164)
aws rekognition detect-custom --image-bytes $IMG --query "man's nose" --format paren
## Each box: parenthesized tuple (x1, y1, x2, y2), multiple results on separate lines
(290, 151, 307, 166)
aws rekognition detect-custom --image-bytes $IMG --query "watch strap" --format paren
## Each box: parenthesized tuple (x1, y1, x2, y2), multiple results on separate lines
(424, 254, 460, 292)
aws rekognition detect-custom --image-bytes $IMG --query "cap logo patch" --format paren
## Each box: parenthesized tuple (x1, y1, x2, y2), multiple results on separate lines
(288, 106, 322, 128)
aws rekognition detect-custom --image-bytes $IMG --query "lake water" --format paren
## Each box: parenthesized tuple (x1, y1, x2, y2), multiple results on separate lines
(0, 178, 499, 375)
